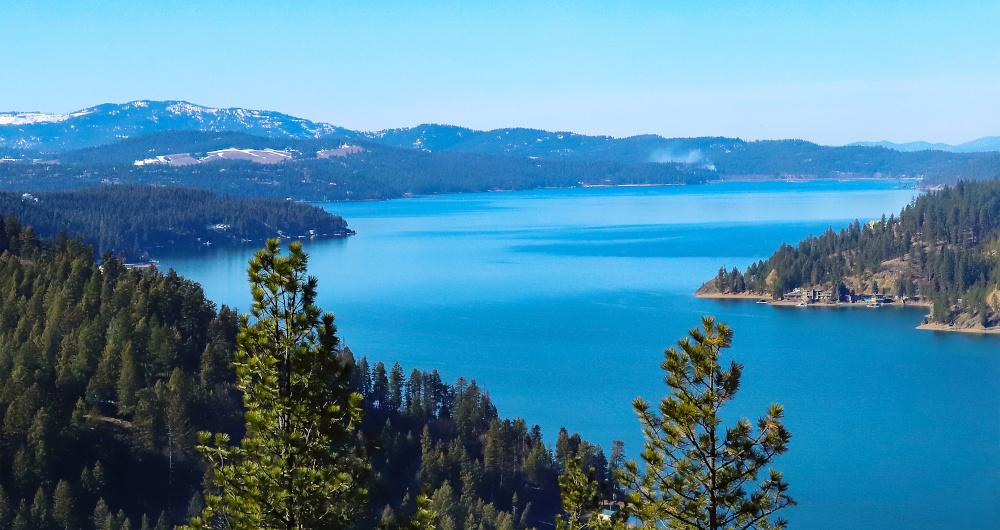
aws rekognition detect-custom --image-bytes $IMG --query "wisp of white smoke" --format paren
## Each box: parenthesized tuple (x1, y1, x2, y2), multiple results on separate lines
(648, 148, 716, 171)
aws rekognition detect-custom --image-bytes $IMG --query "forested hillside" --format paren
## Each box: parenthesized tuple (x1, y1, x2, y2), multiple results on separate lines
(352, 357, 611, 528)
(0, 220, 598, 529)
(0, 185, 351, 259)
(703, 180, 1000, 329)
(0, 219, 243, 529)
(0, 147, 712, 201)
(3, 107, 999, 201)
(56, 131, 303, 165)
(370, 125, 1000, 182)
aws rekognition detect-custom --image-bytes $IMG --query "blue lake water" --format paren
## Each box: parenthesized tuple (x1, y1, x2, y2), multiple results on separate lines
(162, 181, 1000, 529)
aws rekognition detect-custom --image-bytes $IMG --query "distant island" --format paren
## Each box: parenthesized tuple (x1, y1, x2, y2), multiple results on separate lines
(0, 185, 352, 260)
(696, 180, 1000, 334)
(2, 101, 999, 201)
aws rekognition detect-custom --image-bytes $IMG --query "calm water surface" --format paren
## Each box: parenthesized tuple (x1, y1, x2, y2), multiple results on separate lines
(163, 181, 999, 529)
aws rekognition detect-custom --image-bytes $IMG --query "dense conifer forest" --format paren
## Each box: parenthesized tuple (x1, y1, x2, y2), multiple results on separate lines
(0, 150, 711, 202)
(0, 219, 241, 529)
(353, 357, 618, 529)
(0, 185, 351, 260)
(3, 123, 998, 206)
(706, 180, 1000, 328)
(0, 219, 609, 529)
(5, 128, 998, 203)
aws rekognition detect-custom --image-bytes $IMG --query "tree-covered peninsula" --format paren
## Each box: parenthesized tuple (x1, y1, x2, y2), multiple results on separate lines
(698, 180, 1000, 332)
(0, 185, 352, 260)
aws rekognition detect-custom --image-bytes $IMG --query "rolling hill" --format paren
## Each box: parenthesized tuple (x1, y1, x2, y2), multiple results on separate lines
(850, 137, 1000, 153)
(1, 101, 998, 199)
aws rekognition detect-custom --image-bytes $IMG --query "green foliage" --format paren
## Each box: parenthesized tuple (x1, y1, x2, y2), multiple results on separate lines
(186, 240, 368, 529)
(720, 180, 1000, 325)
(0, 217, 593, 529)
(405, 490, 437, 530)
(618, 317, 793, 530)
(53, 479, 77, 530)
(358, 358, 567, 529)
(0, 185, 351, 260)
(0, 133, 711, 201)
(555, 454, 602, 530)
(0, 217, 243, 529)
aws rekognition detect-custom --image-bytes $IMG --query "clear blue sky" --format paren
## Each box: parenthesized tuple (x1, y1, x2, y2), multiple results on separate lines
(2, 1, 997, 144)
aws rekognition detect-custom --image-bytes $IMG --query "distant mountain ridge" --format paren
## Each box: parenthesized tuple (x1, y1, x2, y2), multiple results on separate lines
(5, 100, 998, 158)
(849, 137, 1000, 153)
(0, 100, 356, 151)
(0, 100, 740, 163)
(2, 101, 1000, 199)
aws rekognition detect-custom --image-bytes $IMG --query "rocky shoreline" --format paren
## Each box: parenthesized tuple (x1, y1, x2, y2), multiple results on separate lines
(694, 290, 998, 335)
(916, 322, 1000, 335)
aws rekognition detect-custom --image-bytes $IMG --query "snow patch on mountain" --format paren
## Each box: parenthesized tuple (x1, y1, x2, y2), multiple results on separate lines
(0, 112, 70, 125)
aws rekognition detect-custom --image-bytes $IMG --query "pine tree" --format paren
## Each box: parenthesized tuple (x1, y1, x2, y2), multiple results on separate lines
(92, 498, 113, 530)
(116, 342, 140, 414)
(116, 509, 131, 530)
(87, 342, 120, 406)
(388, 362, 405, 412)
(131, 389, 161, 453)
(165, 368, 192, 475)
(619, 317, 793, 530)
(92, 460, 106, 495)
(185, 240, 368, 529)
(429, 481, 456, 527)
(405, 491, 436, 529)
(12, 500, 30, 530)
(70, 398, 87, 428)
(372, 362, 389, 410)
(556, 454, 601, 530)
(607, 440, 626, 500)
(30, 486, 49, 529)
(52, 479, 76, 530)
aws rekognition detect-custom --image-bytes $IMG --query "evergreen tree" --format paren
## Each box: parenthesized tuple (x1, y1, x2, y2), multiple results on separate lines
(404, 490, 436, 530)
(116, 342, 140, 414)
(388, 362, 405, 412)
(30, 486, 49, 529)
(165, 368, 192, 473)
(186, 240, 369, 529)
(556, 454, 601, 530)
(92, 498, 112, 530)
(116, 508, 131, 530)
(372, 362, 389, 410)
(12, 500, 30, 530)
(52, 479, 76, 530)
(92, 460, 106, 495)
(619, 317, 794, 529)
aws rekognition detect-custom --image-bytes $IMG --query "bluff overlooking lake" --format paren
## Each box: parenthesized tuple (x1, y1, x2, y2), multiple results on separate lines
(161, 181, 1000, 530)
(698, 179, 1000, 332)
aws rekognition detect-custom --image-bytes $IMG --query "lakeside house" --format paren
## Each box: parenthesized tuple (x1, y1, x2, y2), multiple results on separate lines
(782, 286, 903, 305)
(783, 287, 835, 304)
